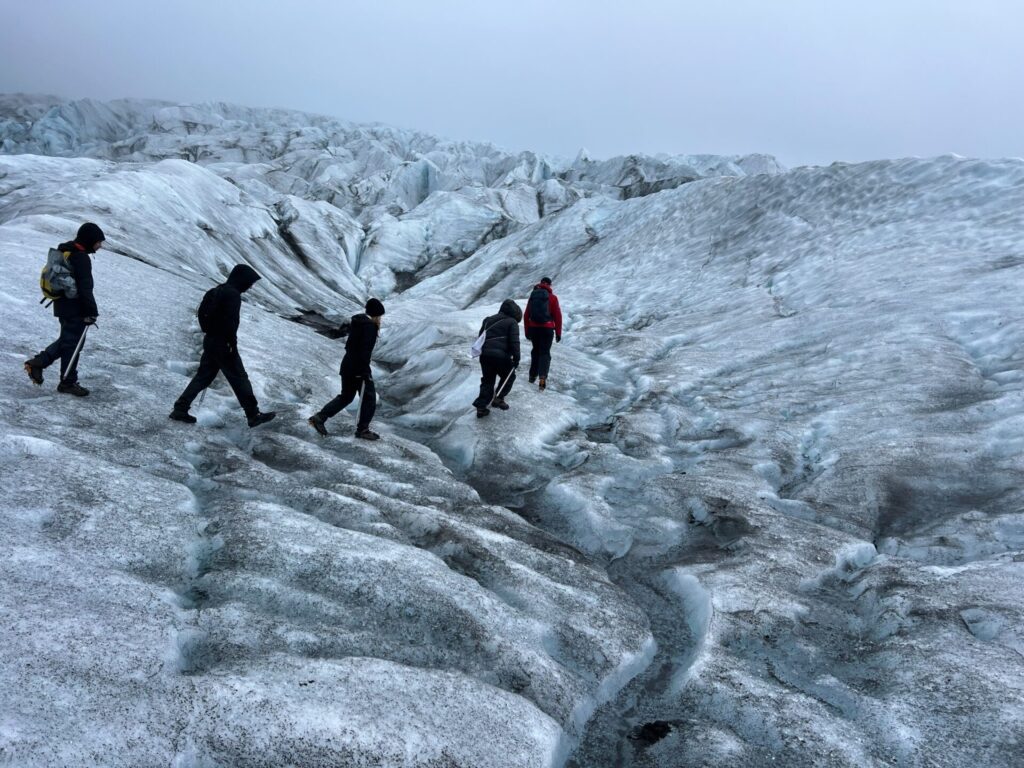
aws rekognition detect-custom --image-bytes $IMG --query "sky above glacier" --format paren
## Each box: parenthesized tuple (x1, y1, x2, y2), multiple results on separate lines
(2, 0, 1021, 167)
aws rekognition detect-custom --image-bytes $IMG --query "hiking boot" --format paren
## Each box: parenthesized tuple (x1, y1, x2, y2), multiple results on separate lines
(169, 409, 197, 424)
(247, 411, 276, 428)
(57, 381, 89, 397)
(476, 407, 490, 418)
(528, 376, 536, 384)
(24, 360, 44, 386)
(308, 414, 329, 437)
(355, 428, 380, 441)
(538, 377, 546, 391)
(491, 397, 510, 410)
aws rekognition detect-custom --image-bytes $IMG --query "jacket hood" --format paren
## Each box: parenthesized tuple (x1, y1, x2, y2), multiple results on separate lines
(534, 282, 553, 293)
(499, 298, 523, 322)
(351, 312, 377, 326)
(227, 264, 261, 292)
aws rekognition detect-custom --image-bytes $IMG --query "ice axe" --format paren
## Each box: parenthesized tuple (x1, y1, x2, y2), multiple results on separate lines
(61, 325, 90, 382)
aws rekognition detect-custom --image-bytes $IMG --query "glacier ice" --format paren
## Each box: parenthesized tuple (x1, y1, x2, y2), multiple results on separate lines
(1, 96, 1023, 767)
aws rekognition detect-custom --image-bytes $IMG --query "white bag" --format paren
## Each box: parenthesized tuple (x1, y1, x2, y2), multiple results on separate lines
(471, 330, 487, 358)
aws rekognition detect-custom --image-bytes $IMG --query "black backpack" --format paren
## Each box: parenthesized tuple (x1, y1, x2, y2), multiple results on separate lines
(527, 288, 552, 324)
(197, 287, 218, 333)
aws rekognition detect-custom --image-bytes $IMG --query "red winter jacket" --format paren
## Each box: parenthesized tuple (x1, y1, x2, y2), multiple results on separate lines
(524, 283, 562, 337)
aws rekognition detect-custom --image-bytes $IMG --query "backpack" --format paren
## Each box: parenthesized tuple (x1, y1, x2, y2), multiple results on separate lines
(40, 249, 77, 303)
(527, 288, 552, 324)
(471, 330, 487, 358)
(197, 287, 218, 333)
(472, 319, 500, 358)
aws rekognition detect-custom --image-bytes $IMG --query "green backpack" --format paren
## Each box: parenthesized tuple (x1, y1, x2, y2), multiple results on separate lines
(40, 248, 77, 303)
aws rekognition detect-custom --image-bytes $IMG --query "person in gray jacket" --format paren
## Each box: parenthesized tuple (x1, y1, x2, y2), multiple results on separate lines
(472, 299, 521, 418)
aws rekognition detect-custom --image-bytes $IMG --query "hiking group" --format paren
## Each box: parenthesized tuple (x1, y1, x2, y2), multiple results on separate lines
(24, 223, 565, 439)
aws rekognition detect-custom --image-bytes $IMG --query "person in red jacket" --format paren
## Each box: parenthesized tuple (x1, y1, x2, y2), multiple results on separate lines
(523, 276, 562, 390)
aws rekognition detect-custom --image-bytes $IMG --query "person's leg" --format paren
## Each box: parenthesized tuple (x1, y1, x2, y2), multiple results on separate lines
(57, 317, 87, 383)
(173, 343, 222, 412)
(318, 375, 360, 420)
(219, 347, 260, 417)
(536, 329, 554, 379)
(33, 319, 69, 369)
(529, 335, 540, 381)
(473, 359, 498, 409)
(496, 362, 516, 398)
(355, 378, 377, 432)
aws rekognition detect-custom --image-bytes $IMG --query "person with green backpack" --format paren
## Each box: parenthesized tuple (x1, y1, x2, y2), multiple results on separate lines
(24, 223, 105, 396)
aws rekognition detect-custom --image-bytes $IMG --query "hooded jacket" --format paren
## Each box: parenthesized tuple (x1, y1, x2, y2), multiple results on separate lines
(478, 299, 522, 365)
(523, 282, 562, 337)
(340, 313, 379, 377)
(197, 264, 261, 344)
(53, 240, 99, 319)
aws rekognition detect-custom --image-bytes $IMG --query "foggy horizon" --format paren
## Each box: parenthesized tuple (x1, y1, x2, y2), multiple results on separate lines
(2, 0, 1022, 168)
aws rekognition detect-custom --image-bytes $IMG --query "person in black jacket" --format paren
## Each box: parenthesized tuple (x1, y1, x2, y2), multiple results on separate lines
(169, 264, 275, 428)
(24, 222, 105, 396)
(472, 298, 521, 418)
(308, 298, 385, 440)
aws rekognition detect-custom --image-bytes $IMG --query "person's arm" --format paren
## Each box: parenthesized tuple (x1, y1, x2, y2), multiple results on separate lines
(224, 290, 242, 346)
(551, 294, 562, 340)
(508, 319, 520, 367)
(71, 252, 99, 319)
(350, 323, 375, 377)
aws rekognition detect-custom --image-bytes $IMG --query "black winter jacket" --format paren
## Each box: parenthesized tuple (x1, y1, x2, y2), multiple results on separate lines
(197, 264, 261, 344)
(340, 313, 379, 377)
(478, 299, 521, 365)
(53, 241, 99, 319)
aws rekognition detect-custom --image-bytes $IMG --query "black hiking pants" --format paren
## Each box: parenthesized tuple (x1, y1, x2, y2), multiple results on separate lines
(528, 328, 555, 380)
(473, 356, 516, 409)
(34, 316, 87, 384)
(317, 373, 376, 432)
(174, 335, 259, 416)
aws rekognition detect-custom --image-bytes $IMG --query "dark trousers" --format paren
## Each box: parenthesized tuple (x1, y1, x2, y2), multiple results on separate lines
(528, 328, 555, 380)
(34, 316, 87, 384)
(317, 374, 376, 431)
(473, 357, 516, 409)
(174, 336, 258, 416)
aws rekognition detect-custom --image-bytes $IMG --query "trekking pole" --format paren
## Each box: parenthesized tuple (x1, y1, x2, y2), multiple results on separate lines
(490, 368, 514, 406)
(61, 325, 90, 382)
(197, 372, 217, 406)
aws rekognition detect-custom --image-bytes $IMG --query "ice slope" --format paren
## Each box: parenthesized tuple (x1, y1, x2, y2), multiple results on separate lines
(385, 156, 1024, 766)
(3, 94, 1024, 766)
(0, 220, 651, 766)
(0, 97, 781, 304)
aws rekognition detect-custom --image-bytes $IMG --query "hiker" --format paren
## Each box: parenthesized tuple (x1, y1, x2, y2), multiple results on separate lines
(308, 298, 385, 440)
(169, 264, 275, 428)
(24, 222, 105, 396)
(523, 276, 562, 390)
(472, 299, 521, 418)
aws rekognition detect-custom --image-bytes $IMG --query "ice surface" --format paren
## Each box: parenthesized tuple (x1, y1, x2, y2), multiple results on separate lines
(2, 96, 1024, 766)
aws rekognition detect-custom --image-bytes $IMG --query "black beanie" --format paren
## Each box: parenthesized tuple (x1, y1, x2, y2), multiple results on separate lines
(365, 298, 385, 317)
(540, 276, 552, 285)
(76, 222, 106, 248)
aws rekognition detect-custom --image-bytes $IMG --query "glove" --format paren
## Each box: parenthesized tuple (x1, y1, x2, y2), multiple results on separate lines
(83, 316, 97, 326)
(556, 334, 561, 343)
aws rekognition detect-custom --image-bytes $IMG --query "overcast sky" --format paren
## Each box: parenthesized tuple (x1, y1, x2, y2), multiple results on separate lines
(2, 0, 1021, 166)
